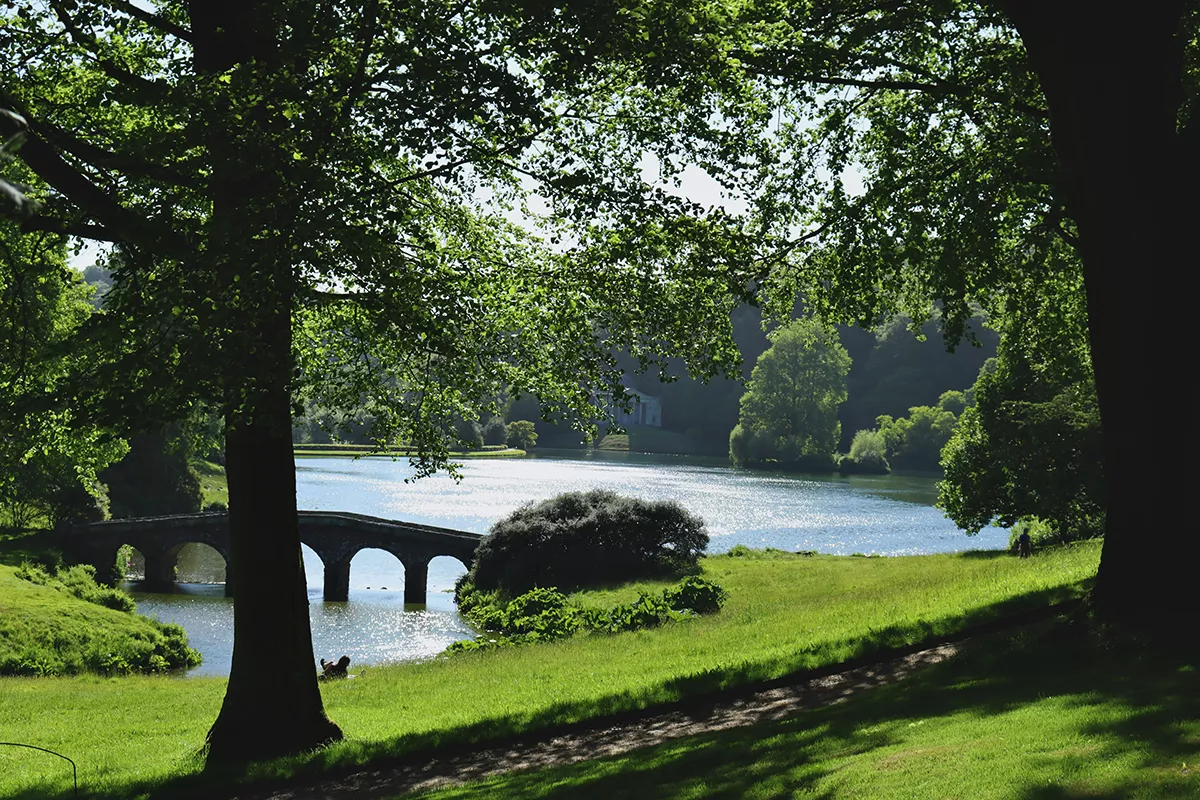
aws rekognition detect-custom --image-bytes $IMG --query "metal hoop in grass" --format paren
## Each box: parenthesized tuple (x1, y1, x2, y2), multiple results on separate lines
(0, 742, 78, 796)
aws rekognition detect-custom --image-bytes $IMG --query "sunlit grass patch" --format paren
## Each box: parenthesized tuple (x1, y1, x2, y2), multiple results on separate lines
(411, 620, 1199, 800)
(0, 542, 1101, 799)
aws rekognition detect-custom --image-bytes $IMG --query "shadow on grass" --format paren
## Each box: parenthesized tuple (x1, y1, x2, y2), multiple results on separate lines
(404, 622, 1200, 800)
(0, 579, 1090, 800)
(1, 576, 1102, 800)
(0, 531, 60, 568)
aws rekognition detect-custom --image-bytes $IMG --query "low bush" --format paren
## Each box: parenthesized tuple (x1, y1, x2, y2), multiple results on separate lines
(451, 575, 727, 652)
(1006, 517, 1089, 552)
(16, 561, 135, 612)
(664, 575, 727, 614)
(467, 490, 709, 595)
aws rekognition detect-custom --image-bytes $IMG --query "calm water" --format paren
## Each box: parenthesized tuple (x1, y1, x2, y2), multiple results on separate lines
(130, 450, 1005, 676)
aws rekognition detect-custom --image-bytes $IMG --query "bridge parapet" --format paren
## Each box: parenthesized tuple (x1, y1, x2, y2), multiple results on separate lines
(47, 511, 482, 604)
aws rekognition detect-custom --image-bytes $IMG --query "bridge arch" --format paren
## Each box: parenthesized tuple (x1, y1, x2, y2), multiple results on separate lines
(115, 543, 146, 582)
(51, 510, 481, 601)
(427, 555, 469, 608)
(170, 542, 228, 584)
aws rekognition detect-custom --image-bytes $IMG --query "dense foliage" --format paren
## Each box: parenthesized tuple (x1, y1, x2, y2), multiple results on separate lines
(940, 346, 1103, 543)
(451, 575, 728, 652)
(0, 221, 128, 528)
(506, 420, 538, 451)
(874, 391, 964, 472)
(840, 429, 889, 475)
(100, 426, 202, 518)
(729, 319, 849, 471)
(467, 490, 709, 596)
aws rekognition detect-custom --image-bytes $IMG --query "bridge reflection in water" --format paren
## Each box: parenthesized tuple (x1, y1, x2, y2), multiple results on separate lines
(49, 511, 481, 605)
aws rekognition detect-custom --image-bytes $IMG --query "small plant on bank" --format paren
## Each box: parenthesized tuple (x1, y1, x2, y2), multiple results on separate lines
(450, 575, 728, 652)
(467, 489, 709, 596)
(17, 561, 135, 612)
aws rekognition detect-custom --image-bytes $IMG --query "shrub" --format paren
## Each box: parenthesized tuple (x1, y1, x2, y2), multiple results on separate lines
(663, 575, 727, 614)
(452, 575, 727, 651)
(1006, 517, 1084, 552)
(468, 490, 708, 595)
(506, 420, 538, 450)
(843, 429, 890, 474)
(17, 562, 136, 612)
(482, 417, 508, 446)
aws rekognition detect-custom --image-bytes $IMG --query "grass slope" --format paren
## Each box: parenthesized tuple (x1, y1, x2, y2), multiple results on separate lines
(414, 621, 1200, 800)
(0, 543, 1100, 799)
(0, 565, 197, 676)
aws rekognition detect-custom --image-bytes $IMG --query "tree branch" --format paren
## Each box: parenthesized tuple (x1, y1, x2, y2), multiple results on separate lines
(20, 216, 122, 242)
(98, 0, 192, 41)
(8, 122, 189, 257)
(48, 0, 172, 101)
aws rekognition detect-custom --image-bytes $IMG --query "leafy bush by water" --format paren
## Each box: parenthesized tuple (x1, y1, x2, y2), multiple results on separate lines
(467, 489, 709, 595)
(450, 575, 727, 652)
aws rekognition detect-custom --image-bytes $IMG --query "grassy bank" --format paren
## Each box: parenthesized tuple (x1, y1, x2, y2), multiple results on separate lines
(0, 564, 199, 676)
(0, 543, 1101, 798)
(415, 619, 1199, 799)
(595, 428, 725, 456)
(192, 459, 228, 508)
(292, 443, 526, 459)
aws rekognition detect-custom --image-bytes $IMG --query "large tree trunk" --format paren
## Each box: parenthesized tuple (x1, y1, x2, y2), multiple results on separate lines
(205, 376, 342, 764)
(193, 0, 342, 764)
(1004, 3, 1197, 624)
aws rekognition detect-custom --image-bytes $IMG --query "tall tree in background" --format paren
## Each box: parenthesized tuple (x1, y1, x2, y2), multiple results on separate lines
(1, 0, 775, 762)
(735, 1, 1196, 622)
(729, 318, 850, 469)
(0, 217, 127, 528)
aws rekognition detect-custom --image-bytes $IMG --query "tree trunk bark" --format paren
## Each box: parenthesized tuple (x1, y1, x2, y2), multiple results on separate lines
(205, 381, 342, 764)
(1003, 3, 1197, 624)
(192, 0, 342, 764)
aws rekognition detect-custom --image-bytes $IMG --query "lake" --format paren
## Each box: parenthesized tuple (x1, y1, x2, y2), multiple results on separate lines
(130, 450, 1006, 676)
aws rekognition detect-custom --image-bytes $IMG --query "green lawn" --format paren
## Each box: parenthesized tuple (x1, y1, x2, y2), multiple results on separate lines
(412, 621, 1200, 800)
(191, 459, 228, 508)
(0, 543, 1101, 799)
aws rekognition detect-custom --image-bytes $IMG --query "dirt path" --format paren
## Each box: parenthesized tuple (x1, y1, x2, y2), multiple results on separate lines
(223, 642, 961, 800)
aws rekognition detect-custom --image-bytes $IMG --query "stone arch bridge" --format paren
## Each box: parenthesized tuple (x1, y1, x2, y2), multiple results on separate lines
(44, 511, 482, 605)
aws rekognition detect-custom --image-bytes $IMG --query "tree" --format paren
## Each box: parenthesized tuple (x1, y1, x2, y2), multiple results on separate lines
(939, 264, 1103, 543)
(100, 425, 202, 519)
(729, 318, 850, 469)
(842, 428, 889, 474)
(876, 404, 958, 472)
(721, 2, 1196, 623)
(937, 391, 968, 417)
(506, 420, 538, 451)
(2, 0, 777, 762)
(0, 218, 127, 528)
